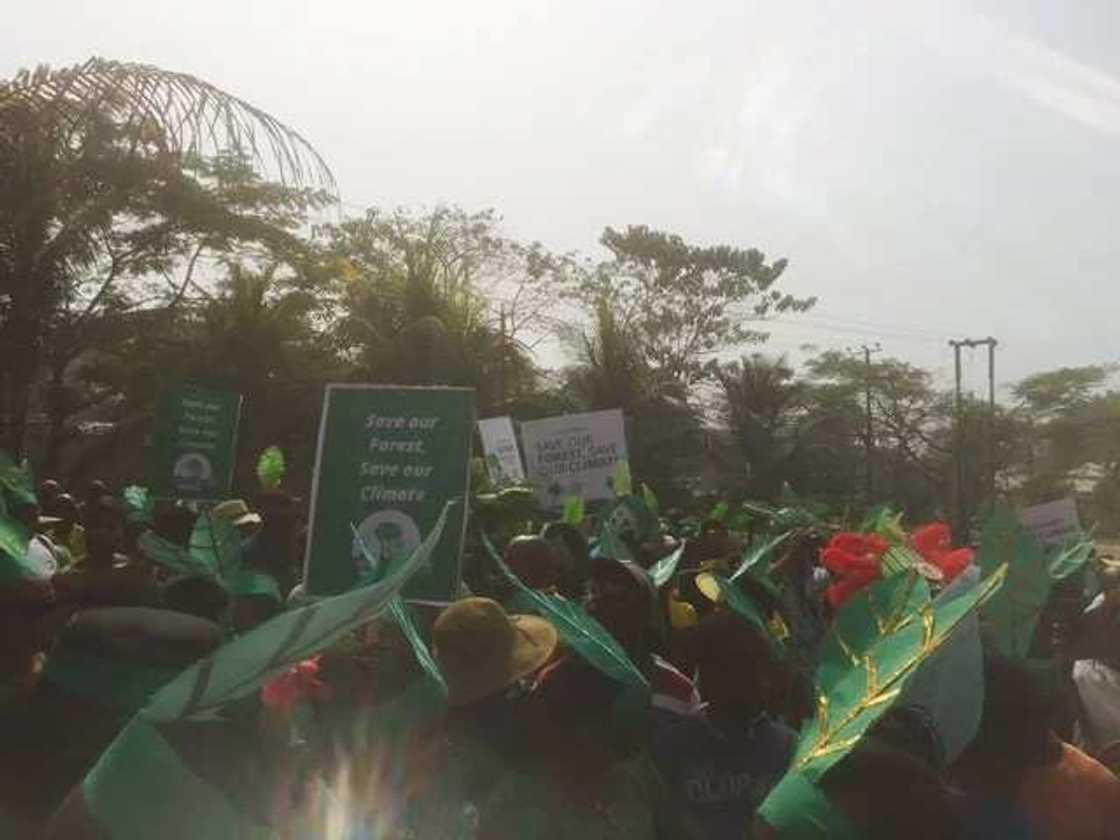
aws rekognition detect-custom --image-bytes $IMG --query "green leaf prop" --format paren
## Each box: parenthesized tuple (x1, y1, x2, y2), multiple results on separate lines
(122, 486, 155, 526)
(697, 572, 781, 652)
(611, 460, 632, 497)
(898, 566, 985, 763)
(709, 500, 729, 524)
(142, 503, 452, 722)
(641, 483, 659, 517)
(255, 446, 286, 490)
(792, 565, 1006, 781)
(879, 545, 923, 578)
(0, 449, 36, 511)
(483, 531, 650, 698)
(978, 507, 1050, 660)
(77, 507, 453, 840)
(0, 512, 34, 583)
(389, 599, 448, 697)
(351, 523, 448, 697)
(731, 531, 793, 585)
(562, 495, 585, 527)
(137, 532, 220, 583)
(816, 571, 930, 694)
(1048, 535, 1095, 582)
(649, 541, 686, 589)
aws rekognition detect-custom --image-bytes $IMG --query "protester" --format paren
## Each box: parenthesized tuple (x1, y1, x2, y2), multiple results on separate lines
(585, 558, 703, 719)
(954, 653, 1120, 839)
(654, 610, 796, 838)
(48, 493, 86, 565)
(53, 496, 157, 608)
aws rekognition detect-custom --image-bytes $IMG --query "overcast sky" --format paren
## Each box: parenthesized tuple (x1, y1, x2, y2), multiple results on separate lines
(5, 0, 1120, 395)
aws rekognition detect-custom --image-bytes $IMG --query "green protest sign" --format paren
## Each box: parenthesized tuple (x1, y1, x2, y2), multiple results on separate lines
(151, 386, 242, 501)
(304, 384, 474, 600)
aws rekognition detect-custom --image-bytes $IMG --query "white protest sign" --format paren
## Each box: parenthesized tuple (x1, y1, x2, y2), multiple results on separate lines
(1020, 497, 1081, 547)
(477, 416, 525, 484)
(520, 409, 628, 509)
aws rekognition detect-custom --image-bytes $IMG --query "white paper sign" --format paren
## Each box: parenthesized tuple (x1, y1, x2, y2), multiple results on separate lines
(1020, 497, 1081, 547)
(520, 409, 628, 508)
(477, 416, 525, 484)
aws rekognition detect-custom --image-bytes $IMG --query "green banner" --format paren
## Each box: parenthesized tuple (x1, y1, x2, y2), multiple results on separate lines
(151, 386, 243, 501)
(304, 385, 474, 600)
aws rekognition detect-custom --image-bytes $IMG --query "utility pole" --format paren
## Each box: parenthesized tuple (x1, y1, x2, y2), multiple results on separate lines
(948, 337, 998, 538)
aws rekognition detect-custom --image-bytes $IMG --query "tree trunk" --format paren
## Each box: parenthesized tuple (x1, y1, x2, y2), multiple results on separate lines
(0, 317, 40, 459)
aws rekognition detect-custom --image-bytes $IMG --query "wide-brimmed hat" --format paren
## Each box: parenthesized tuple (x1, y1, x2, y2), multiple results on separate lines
(211, 499, 262, 530)
(433, 597, 558, 706)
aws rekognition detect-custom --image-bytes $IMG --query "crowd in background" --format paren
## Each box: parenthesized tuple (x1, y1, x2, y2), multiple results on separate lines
(3, 465, 1120, 839)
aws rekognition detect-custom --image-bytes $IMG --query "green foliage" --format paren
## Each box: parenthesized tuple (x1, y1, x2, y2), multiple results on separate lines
(794, 567, 1004, 781)
(256, 446, 286, 490)
(574, 225, 812, 386)
(978, 508, 1050, 660)
(562, 495, 585, 526)
(611, 460, 633, 497)
(649, 542, 686, 589)
(121, 486, 154, 526)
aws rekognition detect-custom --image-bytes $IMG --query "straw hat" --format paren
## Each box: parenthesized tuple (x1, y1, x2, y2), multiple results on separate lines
(433, 597, 558, 706)
(211, 499, 262, 530)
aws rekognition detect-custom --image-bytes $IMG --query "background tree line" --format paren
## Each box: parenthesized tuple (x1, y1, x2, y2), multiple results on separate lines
(3, 58, 1118, 533)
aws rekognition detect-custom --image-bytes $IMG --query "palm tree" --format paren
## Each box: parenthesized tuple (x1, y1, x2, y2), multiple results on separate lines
(0, 58, 334, 455)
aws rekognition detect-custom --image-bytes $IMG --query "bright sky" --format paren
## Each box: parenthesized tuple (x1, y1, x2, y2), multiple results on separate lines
(6, 0, 1120, 395)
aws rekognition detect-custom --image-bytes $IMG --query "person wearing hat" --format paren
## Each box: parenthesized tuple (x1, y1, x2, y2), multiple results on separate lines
(212, 499, 263, 541)
(433, 596, 559, 709)
(432, 597, 663, 839)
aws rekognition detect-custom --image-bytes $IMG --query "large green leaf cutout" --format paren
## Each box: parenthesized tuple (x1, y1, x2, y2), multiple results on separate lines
(352, 522, 448, 698)
(483, 531, 649, 699)
(978, 507, 1050, 660)
(0, 450, 35, 511)
(0, 512, 34, 583)
(611, 460, 633, 497)
(816, 571, 930, 695)
(793, 565, 1006, 781)
(561, 495, 585, 526)
(122, 486, 155, 526)
(649, 541, 686, 589)
(140, 503, 451, 722)
(137, 510, 245, 590)
(1048, 535, 1095, 582)
(730, 531, 793, 584)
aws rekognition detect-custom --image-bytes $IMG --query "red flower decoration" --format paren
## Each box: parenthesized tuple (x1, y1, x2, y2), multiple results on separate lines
(261, 657, 333, 712)
(820, 532, 890, 609)
(910, 522, 974, 583)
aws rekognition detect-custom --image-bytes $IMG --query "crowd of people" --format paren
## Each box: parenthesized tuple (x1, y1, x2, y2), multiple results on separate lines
(3, 455, 1120, 838)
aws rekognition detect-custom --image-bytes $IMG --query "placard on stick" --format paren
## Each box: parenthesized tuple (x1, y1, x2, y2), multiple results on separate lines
(520, 409, 628, 509)
(303, 385, 474, 600)
(151, 386, 243, 501)
(477, 416, 525, 484)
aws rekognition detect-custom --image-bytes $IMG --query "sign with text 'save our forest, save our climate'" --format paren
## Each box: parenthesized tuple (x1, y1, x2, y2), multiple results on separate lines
(303, 385, 474, 601)
(520, 409, 628, 509)
(151, 386, 243, 501)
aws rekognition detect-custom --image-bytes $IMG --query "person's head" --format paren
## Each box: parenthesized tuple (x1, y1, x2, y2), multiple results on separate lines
(162, 576, 230, 624)
(50, 493, 79, 528)
(84, 495, 125, 565)
(1099, 559, 1120, 607)
(539, 520, 591, 599)
(503, 535, 563, 592)
(820, 707, 963, 840)
(432, 597, 558, 711)
(83, 480, 109, 509)
(38, 479, 62, 506)
(685, 610, 773, 719)
(211, 499, 263, 541)
(584, 559, 655, 657)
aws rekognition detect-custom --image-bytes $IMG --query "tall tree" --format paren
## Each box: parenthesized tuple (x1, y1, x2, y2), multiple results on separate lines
(0, 57, 333, 455)
(571, 225, 814, 388)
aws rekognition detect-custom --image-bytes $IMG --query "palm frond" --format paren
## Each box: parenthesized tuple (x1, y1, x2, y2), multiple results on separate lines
(1, 57, 335, 192)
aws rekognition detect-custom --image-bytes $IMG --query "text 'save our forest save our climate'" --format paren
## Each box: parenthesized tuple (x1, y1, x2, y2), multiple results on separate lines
(303, 385, 473, 601)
